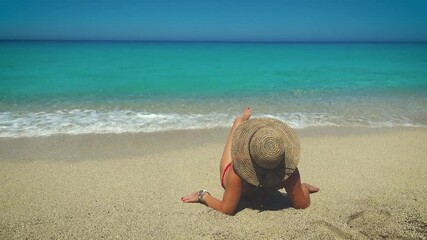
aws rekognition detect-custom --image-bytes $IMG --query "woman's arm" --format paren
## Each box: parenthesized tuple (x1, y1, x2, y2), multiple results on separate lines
(182, 168, 243, 215)
(202, 169, 242, 215)
(283, 168, 319, 209)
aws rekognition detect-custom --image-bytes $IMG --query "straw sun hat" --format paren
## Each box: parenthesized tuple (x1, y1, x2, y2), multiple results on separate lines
(231, 118, 300, 187)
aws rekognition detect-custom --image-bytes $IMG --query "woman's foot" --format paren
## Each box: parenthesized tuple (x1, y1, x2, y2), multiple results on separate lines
(234, 107, 252, 126)
(241, 107, 252, 121)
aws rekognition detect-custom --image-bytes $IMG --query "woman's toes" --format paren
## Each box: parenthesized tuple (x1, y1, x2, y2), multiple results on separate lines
(242, 107, 252, 121)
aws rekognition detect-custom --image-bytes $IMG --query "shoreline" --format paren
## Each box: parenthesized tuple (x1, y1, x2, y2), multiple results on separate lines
(0, 126, 423, 162)
(1, 126, 426, 239)
(0, 126, 424, 162)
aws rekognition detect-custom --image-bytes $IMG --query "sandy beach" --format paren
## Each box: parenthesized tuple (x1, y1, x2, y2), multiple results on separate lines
(1, 127, 426, 239)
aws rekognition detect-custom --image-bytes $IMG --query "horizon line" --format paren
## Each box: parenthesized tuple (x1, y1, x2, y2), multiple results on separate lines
(1, 39, 427, 44)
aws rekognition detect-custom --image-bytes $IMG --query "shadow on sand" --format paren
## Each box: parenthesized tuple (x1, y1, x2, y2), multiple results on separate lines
(235, 191, 293, 213)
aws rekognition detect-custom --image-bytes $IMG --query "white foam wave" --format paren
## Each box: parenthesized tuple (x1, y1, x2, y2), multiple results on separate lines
(0, 110, 234, 137)
(0, 109, 425, 137)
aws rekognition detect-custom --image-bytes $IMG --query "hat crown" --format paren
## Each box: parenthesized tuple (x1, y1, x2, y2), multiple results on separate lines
(231, 118, 300, 187)
(249, 127, 285, 169)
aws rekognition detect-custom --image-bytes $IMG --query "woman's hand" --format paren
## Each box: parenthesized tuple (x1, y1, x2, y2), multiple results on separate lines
(181, 191, 200, 203)
(301, 183, 320, 193)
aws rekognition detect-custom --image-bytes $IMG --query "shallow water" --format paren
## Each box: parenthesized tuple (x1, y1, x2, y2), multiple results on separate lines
(1, 41, 426, 137)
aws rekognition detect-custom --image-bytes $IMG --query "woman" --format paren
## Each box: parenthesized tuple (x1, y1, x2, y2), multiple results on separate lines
(181, 108, 319, 215)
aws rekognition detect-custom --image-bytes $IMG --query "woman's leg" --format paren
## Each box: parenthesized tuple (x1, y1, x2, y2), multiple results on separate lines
(219, 108, 252, 179)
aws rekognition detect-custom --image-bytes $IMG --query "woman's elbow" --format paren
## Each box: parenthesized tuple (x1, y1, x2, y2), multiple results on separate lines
(224, 211, 236, 216)
(293, 199, 311, 209)
(219, 205, 236, 216)
(221, 208, 236, 216)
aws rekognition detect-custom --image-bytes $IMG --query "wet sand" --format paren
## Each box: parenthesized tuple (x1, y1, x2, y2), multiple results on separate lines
(1, 127, 426, 239)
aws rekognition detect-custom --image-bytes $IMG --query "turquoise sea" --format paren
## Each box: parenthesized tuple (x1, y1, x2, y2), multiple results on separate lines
(1, 41, 426, 137)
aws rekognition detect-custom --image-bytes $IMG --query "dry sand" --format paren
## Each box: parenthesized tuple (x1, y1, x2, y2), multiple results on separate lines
(1, 127, 426, 239)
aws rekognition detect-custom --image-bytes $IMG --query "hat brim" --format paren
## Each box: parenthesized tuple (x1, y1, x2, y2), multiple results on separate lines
(231, 118, 300, 187)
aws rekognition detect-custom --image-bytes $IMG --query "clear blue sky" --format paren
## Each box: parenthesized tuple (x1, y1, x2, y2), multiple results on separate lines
(1, 0, 426, 41)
